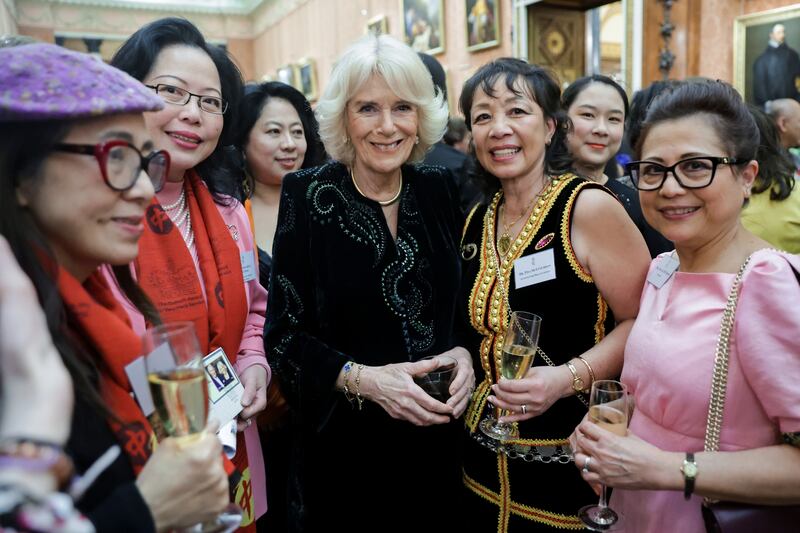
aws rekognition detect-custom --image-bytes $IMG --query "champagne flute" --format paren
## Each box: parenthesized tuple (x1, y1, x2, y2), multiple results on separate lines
(142, 322, 243, 533)
(479, 311, 541, 440)
(578, 379, 628, 531)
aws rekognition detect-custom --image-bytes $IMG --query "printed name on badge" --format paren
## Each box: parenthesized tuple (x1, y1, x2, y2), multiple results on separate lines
(514, 248, 557, 289)
(240, 250, 257, 283)
(647, 254, 680, 288)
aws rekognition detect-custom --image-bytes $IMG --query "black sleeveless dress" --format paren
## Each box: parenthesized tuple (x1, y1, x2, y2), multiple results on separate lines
(457, 174, 615, 531)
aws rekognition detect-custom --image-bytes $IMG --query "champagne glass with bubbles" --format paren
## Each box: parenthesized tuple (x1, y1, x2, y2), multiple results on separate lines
(578, 379, 628, 531)
(143, 322, 242, 533)
(480, 311, 541, 440)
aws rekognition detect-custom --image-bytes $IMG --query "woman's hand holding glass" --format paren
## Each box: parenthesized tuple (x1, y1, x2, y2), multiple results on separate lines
(359, 358, 456, 426)
(489, 363, 572, 423)
(441, 347, 476, 419)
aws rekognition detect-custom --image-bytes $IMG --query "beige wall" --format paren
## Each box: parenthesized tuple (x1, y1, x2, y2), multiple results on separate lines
(1, 0, 17, 35)
(251, 0, 513, 115)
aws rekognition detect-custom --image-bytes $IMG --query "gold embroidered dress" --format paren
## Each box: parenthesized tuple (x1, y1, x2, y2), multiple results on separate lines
(458, 174, 615, 531)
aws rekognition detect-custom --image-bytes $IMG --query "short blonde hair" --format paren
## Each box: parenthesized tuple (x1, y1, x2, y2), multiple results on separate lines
(316, 34, 448, 165)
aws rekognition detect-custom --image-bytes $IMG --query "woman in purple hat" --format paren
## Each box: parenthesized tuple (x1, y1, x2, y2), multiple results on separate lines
(111, 18, 269, 528)
(0, 43, 230, 531)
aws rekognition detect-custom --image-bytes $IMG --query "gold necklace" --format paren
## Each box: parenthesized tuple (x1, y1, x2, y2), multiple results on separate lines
(350, 167, 402, 206)
(497, 197, 536, 256)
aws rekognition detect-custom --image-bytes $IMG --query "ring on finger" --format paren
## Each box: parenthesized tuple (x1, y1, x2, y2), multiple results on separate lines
(582, 455, 592, 474)
(521, 404, 527, 415)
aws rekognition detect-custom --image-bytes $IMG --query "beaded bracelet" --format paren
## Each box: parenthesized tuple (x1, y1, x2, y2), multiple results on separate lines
(342, 361, 356, 405)
(354, 364, 364, 410)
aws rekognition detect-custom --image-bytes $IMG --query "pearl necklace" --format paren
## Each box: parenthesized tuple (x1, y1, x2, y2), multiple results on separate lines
(162, 189, 195, 249)
(350, 167, 402, 206)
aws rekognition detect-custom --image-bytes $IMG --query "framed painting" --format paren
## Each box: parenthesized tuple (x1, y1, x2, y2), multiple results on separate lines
(367, 14, 389, 36)
(401, 0, 445, 55)
(734, 5, 800, 107)
(466, 0, 500, 52)
(297, 57, 319, 102)
(276, 64, 298, 88)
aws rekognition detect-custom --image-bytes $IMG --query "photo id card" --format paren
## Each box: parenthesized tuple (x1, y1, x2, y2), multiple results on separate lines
(203, 347, 244, 428)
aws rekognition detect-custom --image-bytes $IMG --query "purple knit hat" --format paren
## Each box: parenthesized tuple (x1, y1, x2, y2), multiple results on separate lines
(0, 43, 163, 121)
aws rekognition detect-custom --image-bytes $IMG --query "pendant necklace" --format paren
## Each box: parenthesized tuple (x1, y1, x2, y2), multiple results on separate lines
(497, 198, 535, 256)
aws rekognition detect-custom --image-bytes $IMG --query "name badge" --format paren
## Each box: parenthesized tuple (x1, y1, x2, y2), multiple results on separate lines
(647, 254, 680, 288)
(513, 249, 556, 289)
(240, 250, 257, 283)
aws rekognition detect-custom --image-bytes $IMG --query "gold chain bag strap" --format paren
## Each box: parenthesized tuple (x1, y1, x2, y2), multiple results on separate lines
(701, 253, 800, 533)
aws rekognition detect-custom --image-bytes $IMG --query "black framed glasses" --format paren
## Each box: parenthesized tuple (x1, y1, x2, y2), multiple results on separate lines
(146, 83, 228, 115)
(55, 141, 170, 193)
(626, 156, 746, 191)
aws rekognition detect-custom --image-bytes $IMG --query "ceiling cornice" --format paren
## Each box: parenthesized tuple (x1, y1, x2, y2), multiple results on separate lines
(34, 0, 268, 16)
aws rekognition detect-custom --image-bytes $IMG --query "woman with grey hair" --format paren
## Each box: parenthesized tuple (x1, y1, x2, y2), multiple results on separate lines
(263, 34, 474, 531)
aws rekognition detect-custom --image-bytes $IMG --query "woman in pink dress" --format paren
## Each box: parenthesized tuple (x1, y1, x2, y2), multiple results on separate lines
(570, 80, 800, 532)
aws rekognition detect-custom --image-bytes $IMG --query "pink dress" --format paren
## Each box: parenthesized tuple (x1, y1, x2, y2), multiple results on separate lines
(612, 249, 800, 532)
(104, 180, 269, 521)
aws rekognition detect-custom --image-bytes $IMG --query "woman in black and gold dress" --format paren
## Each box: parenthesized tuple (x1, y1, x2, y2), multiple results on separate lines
(264, 34, 475, 532)
(456, 58, 650, 530)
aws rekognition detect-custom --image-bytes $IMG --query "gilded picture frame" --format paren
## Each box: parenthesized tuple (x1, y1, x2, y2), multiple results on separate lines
(734, 4, 800, 106)
(276, 64, 298, 89)
(466, 0, 501, 52)
(297, 57, 319, 102)
(401, 0, 445, 55)
(367, 14, 389, 36)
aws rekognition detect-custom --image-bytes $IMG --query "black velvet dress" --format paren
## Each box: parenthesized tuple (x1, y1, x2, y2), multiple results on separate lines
(457, 174, 614, 531)
(264, 161, 464, 532)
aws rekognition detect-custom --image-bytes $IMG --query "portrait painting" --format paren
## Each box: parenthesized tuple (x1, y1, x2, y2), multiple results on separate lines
(367, 14, 389, 36)
(298, 57, 319, 102)
(734, 5, 800, 107)
(466, 0, 500, 52)
(276, 64, 298, 89)
(401, 0, 445, 55)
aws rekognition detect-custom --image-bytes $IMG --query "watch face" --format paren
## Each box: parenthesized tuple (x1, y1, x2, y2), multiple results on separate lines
(683, 462, 698, 478)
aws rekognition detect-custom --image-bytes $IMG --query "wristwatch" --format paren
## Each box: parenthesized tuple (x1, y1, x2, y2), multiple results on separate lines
(681, 452, 698, 500)
(565, 360, 585, 393)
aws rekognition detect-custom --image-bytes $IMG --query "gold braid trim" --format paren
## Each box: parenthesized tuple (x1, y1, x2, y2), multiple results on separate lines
(463, 471, 586, 530)
(594, 292, 608, 344)
(465, 177, 571, 432)
(503, 436, 569, 447)
(499, 454, 511, 532)
(559, 179, 595, 283)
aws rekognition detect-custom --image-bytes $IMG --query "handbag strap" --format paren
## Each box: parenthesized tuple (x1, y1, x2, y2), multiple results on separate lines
(703, 254, 754, 453)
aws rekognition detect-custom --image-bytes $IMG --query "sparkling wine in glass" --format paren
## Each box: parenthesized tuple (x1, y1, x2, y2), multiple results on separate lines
(142, 322, 242, 533)
(578, 379, 629, 531)
(479, 311, 541, 440)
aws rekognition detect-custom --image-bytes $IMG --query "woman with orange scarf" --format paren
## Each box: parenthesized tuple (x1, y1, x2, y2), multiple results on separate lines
(110, 18, 270, 527)
(0, 43, 229, 532)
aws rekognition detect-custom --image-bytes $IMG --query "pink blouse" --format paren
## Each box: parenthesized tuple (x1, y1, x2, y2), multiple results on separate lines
(612, 249, 800, 533)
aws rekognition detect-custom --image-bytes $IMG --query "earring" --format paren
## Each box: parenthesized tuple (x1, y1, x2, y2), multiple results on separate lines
(343, 135, 349, 144)
(415, 136, 420, 145)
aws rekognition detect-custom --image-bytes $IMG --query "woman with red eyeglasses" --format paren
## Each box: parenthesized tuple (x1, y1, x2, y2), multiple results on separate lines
(0, 43, 230, 532)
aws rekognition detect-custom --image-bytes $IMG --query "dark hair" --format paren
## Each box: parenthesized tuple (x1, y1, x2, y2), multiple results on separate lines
(111, 17, 245, 202)
(562, 75, 629, 118)
(635, 80, 760, 165)
(748, 104, 795, 201)
(235, 81, 327, 194)
(626, 80, 680, 153)
(458, 57, 572, 195)
(0, 121, 161, 418)
(418, 52, 447, 101)
(443, 117, 468, 146)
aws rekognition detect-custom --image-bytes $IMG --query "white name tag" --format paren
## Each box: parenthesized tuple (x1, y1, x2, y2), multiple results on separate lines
(240, 250, 256, 283)
(513, 249, 556, 289)
(647, 254, 680, 288)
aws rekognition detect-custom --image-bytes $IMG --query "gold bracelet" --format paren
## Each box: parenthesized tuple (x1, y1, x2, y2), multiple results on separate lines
(565, 360, 586, 394)
(576, 357, 595, 390)
(354, 364, 364, 410)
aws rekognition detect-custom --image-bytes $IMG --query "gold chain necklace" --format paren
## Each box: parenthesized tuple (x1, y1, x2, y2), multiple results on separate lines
(497, 198, 536, 256)
(350, 167, 402, 206)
